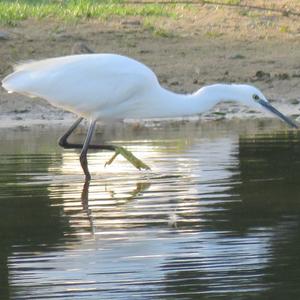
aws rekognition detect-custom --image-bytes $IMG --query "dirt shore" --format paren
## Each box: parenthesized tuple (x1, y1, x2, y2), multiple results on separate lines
(1, 3, 300, 128)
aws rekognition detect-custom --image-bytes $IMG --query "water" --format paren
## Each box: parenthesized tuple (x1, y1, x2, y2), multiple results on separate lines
(1, 120, 300, 299)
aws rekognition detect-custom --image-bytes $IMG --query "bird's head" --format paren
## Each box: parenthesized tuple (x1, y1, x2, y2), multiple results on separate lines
(225, 84, 298, 128)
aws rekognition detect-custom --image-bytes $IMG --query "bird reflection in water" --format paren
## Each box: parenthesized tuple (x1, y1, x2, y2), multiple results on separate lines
(47, 127, 239, 237)
(79, 179, 151, 236)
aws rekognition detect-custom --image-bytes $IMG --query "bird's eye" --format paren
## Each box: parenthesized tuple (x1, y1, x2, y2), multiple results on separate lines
(252, 94, 260, 101)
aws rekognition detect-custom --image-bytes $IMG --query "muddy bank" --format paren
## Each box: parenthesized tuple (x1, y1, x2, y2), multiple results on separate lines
(1, 4, 300, 128)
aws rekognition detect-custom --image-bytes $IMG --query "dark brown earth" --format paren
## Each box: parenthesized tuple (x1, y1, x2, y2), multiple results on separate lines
(0, 2, 300, 128)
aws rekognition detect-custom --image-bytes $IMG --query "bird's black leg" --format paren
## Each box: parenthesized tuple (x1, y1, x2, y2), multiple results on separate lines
(58, 117, 84, 149)
(58, 118, 150, 179)
(58, 117, 115, 151)
(80, 120, 97, 181)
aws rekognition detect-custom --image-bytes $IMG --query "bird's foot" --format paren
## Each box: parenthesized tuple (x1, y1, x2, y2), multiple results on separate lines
(104, 146, 150, 170)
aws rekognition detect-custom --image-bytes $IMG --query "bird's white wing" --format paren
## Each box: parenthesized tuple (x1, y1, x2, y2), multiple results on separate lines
(2, 54, 160, 119)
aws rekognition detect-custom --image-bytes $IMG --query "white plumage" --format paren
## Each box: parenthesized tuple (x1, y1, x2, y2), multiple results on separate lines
(2, 53, 282, 120)
(3, 54, 160, 119)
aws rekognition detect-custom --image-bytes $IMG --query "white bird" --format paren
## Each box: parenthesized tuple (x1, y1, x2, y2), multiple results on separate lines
(2, 53, 297, 180)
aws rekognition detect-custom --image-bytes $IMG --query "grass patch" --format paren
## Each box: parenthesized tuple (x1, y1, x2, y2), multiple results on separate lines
(0, 0, 177, 25)
(205, 30, 223, 38)
(239, 8, 261, 17)
(205, 0, 241, 4)
(279, 25, 289, 33)
(143, 19, 175, 38)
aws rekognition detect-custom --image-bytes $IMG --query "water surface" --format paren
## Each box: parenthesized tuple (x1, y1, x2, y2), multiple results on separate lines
(1, 120, 300, 299)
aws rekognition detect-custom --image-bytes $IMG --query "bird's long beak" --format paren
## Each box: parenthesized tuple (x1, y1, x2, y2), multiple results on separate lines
(258, 99, 298, 128)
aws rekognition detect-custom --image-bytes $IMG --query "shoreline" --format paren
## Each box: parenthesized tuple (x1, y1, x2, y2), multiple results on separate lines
(1, 5, 300, 129)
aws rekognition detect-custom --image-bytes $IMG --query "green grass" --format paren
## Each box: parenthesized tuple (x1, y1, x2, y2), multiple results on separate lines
(0, 0, 177, 25)
(205, 0, 241, 4)
(143, 19, 175, 38)
(279, 25, 290, 33)
(205, 30, 223, 38)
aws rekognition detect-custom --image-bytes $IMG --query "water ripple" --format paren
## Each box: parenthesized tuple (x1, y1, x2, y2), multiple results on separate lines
(1, 125, 300, 299)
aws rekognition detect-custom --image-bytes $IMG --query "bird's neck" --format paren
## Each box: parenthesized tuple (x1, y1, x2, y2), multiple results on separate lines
(142, 84, 234, 119)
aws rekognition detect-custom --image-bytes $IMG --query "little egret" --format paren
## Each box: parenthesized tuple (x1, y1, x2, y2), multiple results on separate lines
(2, 53, 298, 180)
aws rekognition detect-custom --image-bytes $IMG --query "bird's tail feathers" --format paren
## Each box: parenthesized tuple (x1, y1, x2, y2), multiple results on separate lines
(2, 60, 38, 94)
(2, 69, 35, 97)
